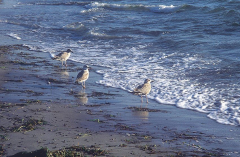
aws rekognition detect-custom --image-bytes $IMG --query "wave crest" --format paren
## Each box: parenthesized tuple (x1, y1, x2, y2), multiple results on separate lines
(82, 2, 179, 14)
(64, 22, 86, 31)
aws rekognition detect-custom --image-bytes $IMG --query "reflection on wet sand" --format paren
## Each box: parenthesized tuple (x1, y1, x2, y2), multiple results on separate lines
(132, 110, 149, 121)
(59, 70, 69, 79)
(76, 91, 88, 105)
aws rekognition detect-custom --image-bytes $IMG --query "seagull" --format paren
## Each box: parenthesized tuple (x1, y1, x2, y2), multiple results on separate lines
(75, 65, 90, 88)
(133, 79, 153, 103)
(49, 49, 73, 66)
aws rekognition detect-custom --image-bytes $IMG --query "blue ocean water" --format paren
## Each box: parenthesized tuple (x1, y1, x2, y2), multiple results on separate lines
(0, 0, 240, 125)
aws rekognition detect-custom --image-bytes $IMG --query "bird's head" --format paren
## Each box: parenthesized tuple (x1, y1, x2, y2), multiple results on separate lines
(66, 49, 73, 53)
(83, 65, 91, 70)
(144, 79, 153, 84)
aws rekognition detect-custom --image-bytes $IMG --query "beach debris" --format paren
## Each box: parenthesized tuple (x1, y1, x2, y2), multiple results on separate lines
(127, 106, 168, 113)
(0, 145, 4, 157)
(90, 91, 116, 97)
(47, 78, 65, 84)
(9, 146, 108, 157)
(24, 99, 42, 104)
(137, 145, 156, 154)
(103, 114, 116, 119)
(114, 123, 136, 131)
(10, 119, 46, 133)
(0, 134, 8, 141)
(124, 137, 140, 144)
(88, 119, 104, 123)
(0, 102, 27, 109)
(75, 133, 91, 139)
(119, 143, 127, 147)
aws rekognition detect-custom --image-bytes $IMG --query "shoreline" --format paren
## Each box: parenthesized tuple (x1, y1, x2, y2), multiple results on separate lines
(0, 45, 178, 157)
(0, 44, 239, 156)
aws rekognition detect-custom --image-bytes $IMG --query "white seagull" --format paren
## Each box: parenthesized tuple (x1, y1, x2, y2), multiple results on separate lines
(49, 49, 73, 66)
(75, 65, 90, 88)
(133, 79, 153, 103)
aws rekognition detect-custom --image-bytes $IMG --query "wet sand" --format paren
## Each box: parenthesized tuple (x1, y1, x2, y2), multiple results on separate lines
(0, 44, 240, 157)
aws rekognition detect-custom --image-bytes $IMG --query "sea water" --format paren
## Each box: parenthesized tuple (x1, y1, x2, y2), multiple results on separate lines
(0, 0, 240, 126)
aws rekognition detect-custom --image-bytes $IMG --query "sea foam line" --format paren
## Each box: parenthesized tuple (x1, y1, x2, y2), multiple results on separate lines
(84, 2, 179, 13)
(7, 33, 21, 40)
(22, 41, 240, 127)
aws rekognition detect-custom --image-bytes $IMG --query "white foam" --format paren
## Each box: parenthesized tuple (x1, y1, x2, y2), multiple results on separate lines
(22, 35, 240, 126)
(3, 0, 240, 128)
(89, 29, 107, 37)
(150, 5, 179, 13)
(63, 22, 85, 30)
(7, 33, 21, 40)
(87, 47, 239, 126)
(14, 0, 239, 126)
(84, 2, 179, 13)
(81, 7, 104, 13)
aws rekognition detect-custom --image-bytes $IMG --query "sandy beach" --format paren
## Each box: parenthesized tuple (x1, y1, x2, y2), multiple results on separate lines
(1, 41, 240, 156)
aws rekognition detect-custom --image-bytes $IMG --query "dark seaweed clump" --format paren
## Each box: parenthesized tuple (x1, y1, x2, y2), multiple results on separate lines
(9, 146, 108, 157)
(10, 119, 46, 132)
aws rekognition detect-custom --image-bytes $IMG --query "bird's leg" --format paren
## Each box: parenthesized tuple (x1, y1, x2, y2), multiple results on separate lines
(61, 61, 64, 66)
(82, 82, 86, 89)
(141, 95, 143, 103)
(146, 95, 148, 103)
(65, 61, 67, 67)
(81, 87, 85, 92)
(81, 82, 84, 88)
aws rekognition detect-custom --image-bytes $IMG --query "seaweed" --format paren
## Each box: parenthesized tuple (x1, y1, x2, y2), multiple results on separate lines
(9, 146, 108, 157)
(0, 102, 27, 109)
(0, 144, 5, 157)
(10, 119, 46, 132)
(114, 123, 136, 131)
(127, 106, 168, 113)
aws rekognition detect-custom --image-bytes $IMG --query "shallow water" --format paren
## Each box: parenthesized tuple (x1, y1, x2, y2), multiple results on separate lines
(0, 0, 240, 125)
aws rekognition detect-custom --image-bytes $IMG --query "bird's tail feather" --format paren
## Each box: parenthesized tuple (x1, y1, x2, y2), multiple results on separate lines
(131, 90, 141, 95)
(49, 52, 56, 60)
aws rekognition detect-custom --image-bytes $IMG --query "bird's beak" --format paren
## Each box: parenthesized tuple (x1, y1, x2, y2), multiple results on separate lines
(68, 49, 73, 53)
